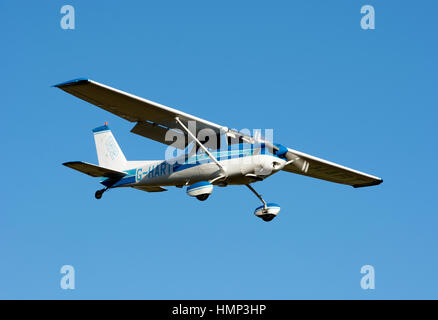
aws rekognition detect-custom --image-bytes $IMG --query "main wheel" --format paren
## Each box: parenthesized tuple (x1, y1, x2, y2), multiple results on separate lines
(254, 203, 280, 221)
(95, 190, 104, 199)
(261, 214, 276, 222)
(196, 194, 209, 201)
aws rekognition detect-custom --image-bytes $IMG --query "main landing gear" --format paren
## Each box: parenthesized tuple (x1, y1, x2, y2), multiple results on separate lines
(95, 188, 108, 199)
(245, 184, 281, 222)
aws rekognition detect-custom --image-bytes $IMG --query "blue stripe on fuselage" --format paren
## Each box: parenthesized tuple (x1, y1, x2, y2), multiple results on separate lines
(111, 175, 136, 187)
(102, 145, 268, 186)
(172, 148, 254, 172)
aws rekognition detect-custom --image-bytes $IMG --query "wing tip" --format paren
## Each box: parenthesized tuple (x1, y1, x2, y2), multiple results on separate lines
(353, 178, 383, 188)
(62, 161, 87, 169)
(62, 161, 82, 166)
(53, 78, 89, 88)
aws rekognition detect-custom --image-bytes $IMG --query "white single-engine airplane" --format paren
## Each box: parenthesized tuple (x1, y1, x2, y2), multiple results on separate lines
(55, 78, 382, 221)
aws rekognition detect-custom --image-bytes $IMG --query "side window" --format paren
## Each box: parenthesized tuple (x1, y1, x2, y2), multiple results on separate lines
(239, 142, 252, 158)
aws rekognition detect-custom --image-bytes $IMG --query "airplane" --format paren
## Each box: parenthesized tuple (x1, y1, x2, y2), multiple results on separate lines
(54, 78, 383, 222)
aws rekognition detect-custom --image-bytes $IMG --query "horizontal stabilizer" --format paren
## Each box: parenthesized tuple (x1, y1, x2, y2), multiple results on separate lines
(132, 186, 167, 192)
(63, 161, 127, 179)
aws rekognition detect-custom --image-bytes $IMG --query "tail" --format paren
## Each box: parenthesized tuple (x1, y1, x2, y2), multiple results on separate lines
(92, 123, 127, 171)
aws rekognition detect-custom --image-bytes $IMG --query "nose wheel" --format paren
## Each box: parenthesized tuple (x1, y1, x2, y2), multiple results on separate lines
(245, 184, 280, 222)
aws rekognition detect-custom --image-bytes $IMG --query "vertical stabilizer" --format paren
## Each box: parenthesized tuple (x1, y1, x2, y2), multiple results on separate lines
(92, 124, 127, 170)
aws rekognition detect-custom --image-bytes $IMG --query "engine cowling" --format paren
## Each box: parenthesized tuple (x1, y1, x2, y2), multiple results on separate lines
(187, 181, 213, 201)
(273, 143, 288, 158)
(254, 203, 280, 221)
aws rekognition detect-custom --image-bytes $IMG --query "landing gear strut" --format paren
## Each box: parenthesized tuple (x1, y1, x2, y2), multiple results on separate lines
(95, 188, 107, 199)
(245, 184, 280, 222)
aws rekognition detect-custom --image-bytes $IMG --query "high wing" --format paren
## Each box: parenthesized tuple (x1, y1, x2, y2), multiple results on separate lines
(54, 78, 225, 149)
(54, 78, 278, 149)
(55, 78, 382, 188)
(63, 161, 127, 179)
(279, 147, 382, 188)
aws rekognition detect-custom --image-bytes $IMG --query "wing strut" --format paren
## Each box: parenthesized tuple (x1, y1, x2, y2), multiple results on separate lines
(175, 117, 227, 177)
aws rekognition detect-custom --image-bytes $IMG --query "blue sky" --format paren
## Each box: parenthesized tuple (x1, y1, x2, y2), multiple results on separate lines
(1, 0, 437, 299)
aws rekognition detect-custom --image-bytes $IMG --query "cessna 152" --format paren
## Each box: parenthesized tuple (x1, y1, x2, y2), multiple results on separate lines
(55, 78, 382, 221)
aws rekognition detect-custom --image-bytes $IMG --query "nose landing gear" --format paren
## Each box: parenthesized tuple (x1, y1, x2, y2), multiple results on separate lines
(245, 184, 280, 222)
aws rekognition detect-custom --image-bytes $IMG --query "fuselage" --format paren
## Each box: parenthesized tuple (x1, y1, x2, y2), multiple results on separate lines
(102, 145, 286, 189)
